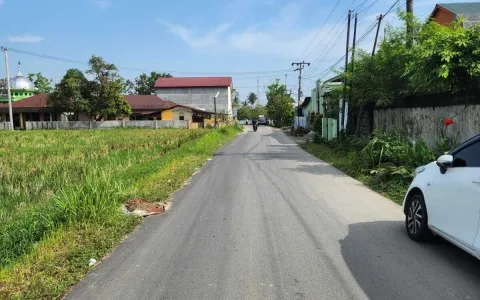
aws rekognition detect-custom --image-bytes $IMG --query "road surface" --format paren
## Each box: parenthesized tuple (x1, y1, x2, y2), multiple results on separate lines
(67, 126, 480, 300)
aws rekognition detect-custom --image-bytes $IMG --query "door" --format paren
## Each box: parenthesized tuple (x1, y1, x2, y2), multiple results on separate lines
(428, 141, 480, 249)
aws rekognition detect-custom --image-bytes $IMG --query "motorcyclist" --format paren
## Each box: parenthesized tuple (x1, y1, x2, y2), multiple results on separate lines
(252, 119, 258, 131)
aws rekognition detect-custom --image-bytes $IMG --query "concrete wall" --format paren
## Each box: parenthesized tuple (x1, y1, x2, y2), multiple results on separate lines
(25, 120, 189, 130)
(156, 87, 231, 116)
(374, 105, 480, 146)
(0, 122, 11, 130)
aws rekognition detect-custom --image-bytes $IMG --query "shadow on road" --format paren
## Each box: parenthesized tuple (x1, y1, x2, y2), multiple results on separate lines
(341, 221, 480, 300)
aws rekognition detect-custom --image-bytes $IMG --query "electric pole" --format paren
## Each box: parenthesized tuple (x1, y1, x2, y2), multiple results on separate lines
(347, 13, 358, 135)
(1, 47, 14, 131)
(292, 61, 310, 125)
(406, 0, 413, 47)
(372, 14, 383, 57)
(257, 76, 259, 104)
(340, 10, 352, 136)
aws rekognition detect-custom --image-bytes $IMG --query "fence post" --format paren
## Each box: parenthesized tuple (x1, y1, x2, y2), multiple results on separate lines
(122, 120, 125, 128)
(155, 120, 158, 129)
(89, 121, 93, 129)
(55, 122, 59, 130)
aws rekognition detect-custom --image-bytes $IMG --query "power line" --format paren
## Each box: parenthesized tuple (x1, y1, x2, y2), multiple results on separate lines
(311, 19, 378, 79)
(1, 46, 294, 76)
(308, 0, 401, 80)
(303, 18, 348, 77)
(356, 0, 381, 15)
(298, 0, 342, 60)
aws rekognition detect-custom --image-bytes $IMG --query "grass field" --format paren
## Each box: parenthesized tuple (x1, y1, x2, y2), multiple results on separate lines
(0, 126, 241, 299)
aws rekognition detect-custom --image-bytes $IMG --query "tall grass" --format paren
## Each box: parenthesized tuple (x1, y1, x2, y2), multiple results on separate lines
(0, 127, 241, 299)
(0, 129, 219, 267)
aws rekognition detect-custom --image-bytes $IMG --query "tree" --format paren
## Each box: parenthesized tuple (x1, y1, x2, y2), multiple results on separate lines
(27, 72, 53, 94)
(48, 69, 89, 120)
(85, 56, 132, 119)
(232, 88, 240, 105)
(123, 79, 136, 95)
(265, 79, 295, 127)
(405, 18, 480, 93)
(237, 104, 267, 120)
(247, 92, 258, 106)
(134, 71, 172, 95)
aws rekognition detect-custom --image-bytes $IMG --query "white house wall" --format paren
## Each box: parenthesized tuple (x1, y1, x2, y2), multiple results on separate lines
(156, 87, 232, 116)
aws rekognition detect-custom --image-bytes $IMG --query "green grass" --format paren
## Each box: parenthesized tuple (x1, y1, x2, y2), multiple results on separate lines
(0, 126, 241, 299)
(301, 141, 409, 204)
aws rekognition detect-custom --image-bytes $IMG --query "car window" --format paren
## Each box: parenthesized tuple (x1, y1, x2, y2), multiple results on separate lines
(453, 141, 480, 167)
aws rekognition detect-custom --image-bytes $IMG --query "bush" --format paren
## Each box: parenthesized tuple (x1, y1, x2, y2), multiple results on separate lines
(313, 115, 323, 135)
(294, 126, 307, 136)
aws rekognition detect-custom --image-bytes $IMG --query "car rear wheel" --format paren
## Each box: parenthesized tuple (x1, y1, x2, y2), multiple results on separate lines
(406, 193, 432, 241)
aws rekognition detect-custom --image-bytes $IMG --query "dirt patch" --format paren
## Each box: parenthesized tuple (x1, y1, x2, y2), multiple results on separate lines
(124, 198, 166, 217)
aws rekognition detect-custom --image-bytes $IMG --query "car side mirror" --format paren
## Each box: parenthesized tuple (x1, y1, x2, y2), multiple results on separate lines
(437, 154, 453, 173)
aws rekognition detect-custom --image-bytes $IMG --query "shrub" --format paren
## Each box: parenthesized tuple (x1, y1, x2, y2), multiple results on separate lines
(312, 115, 323, 135)
(294, 126, 306, 136)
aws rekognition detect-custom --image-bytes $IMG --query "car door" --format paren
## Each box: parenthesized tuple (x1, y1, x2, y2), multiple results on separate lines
(427, 141, 480, 249)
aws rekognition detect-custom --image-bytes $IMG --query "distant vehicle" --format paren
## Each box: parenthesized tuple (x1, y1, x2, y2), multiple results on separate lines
(258, 117, 269, 126)
(402, 134, 480, 258)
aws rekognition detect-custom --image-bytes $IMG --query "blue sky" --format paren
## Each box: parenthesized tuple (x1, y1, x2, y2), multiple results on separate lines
(0, 0, 476, 102)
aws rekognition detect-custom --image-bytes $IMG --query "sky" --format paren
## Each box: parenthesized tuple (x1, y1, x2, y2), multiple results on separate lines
(0, 0, 477, 103)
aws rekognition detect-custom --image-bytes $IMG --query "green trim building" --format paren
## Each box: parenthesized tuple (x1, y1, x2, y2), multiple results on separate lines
(0, 62, 36, 103)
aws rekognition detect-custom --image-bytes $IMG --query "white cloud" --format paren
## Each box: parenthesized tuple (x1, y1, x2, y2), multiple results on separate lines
(162, 23, 231, 48)
(0, 0, 5, 8)
(91, 0, 110, 11)
(8, 34, 44, 43)
(161, 0, 378, 77)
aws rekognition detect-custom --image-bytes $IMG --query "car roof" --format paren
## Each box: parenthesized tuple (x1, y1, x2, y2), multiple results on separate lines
(449, 134, 480, 154)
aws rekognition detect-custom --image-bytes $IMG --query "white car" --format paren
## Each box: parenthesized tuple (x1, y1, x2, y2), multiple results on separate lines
(402, 134, 480, 257)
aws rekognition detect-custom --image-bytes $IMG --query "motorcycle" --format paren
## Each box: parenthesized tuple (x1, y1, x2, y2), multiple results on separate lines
(253, 123, 258, 132)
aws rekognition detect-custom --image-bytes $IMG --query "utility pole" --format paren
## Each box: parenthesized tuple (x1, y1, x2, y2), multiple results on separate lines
(2, 47, 14, 131)
(292, 61, 310, 126)
(340, 10, 352, 136)
(347, 13, 358, 135)
(372, 14, 383, 57)
(214, 92, 219, 128)
(257, 76, 259, 103)
(406, 0, 413, 47)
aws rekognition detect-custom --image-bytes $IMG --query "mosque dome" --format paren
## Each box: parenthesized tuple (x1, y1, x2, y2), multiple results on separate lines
(9, 63, 35, 90)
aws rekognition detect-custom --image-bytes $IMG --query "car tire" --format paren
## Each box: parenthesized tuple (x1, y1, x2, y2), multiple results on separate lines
(405, 193, 433, 242)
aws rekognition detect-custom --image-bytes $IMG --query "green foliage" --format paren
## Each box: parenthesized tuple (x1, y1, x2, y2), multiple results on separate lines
(0, 127, 241, 299)
(48, 69, 90, 118)
(232, 88, 240, 105)
(247, 92, 258, 106)
(49, 57, 132, 119)
(237, 104, 267, 120)
(27, 73, 53, 94)
(133, 71, 172, 95)
(85, 56, 132, 119)
(344, 12, 480, 123)
(265, 79, 295, 127)
(312, 114, 323, 134)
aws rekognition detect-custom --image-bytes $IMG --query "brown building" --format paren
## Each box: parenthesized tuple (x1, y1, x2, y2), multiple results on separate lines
(430, 2, 480, 27)
(0, 93, 214, 129)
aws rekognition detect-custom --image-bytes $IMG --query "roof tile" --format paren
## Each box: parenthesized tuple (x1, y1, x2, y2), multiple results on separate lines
(154, 77, 232, 88)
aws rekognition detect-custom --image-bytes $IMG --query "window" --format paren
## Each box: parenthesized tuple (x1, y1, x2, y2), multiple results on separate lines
(453, 141, 480, 167)
(179, 116, 185, 121)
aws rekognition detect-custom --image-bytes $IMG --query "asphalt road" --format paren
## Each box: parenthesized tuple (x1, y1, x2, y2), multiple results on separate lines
(67, 126, 480, 300)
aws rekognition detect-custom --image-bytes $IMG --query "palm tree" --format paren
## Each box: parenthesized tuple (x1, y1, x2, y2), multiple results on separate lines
(247, 92, 258, 106)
